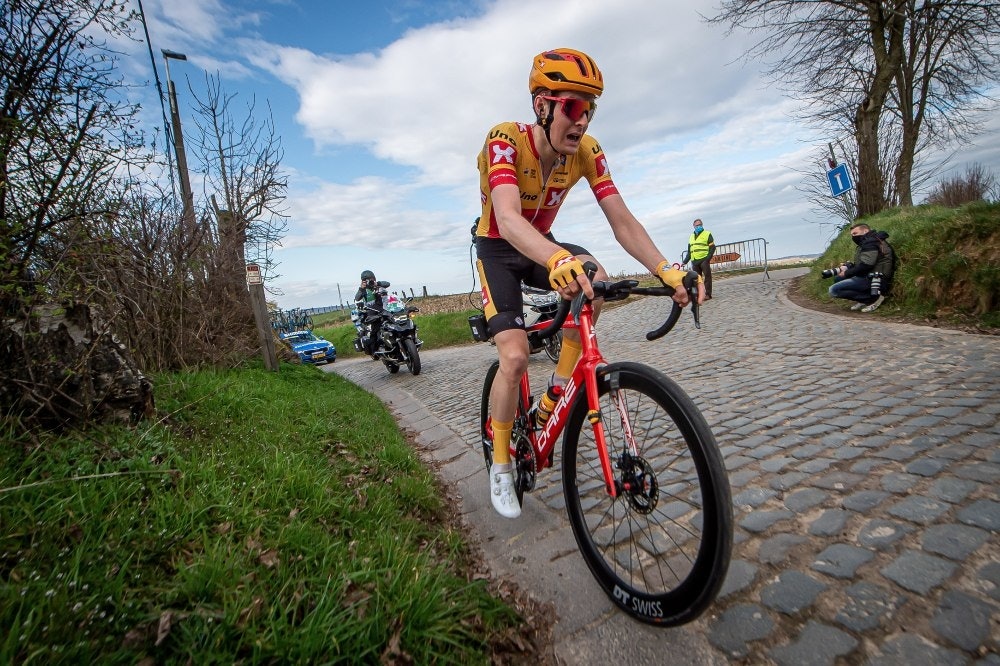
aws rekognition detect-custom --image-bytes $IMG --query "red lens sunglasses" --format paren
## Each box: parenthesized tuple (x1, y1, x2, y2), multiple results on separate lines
(539, 95, 597, 122)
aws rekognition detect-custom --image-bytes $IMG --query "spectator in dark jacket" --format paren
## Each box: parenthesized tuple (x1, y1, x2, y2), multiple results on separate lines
(828, 224, 896, 312)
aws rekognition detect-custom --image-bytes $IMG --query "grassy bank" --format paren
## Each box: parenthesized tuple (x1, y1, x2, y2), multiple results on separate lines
(0, 364, 537, 663)
(799, 201, 999, 331)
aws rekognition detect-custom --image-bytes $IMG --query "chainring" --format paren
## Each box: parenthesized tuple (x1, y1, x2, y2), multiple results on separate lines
(512, 423, 537, 496)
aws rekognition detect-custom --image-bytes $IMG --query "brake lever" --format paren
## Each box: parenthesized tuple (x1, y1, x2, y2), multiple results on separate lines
(570, 261, 600, 324)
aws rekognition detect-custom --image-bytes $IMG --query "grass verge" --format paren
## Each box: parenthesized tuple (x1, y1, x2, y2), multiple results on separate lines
(798, 201, 999, 332)
(0, 363, 540, 663)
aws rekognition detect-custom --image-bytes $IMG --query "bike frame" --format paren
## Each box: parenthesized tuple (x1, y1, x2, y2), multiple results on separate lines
(510, 299, 624, 498)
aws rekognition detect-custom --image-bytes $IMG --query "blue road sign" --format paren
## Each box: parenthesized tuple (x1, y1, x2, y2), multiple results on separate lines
(827, 163, 854, 197)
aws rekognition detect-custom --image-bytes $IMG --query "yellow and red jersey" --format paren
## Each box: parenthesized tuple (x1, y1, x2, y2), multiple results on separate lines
(474, 121, 619, 239)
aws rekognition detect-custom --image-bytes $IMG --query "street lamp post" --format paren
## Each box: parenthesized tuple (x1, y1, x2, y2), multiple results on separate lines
(161, 49, 196, 230)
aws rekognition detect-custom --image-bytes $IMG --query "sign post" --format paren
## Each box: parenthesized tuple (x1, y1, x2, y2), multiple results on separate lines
(246, 263, 278, 371)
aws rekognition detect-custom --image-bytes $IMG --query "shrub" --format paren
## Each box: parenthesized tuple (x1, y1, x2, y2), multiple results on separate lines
(925, 163, 998, 207)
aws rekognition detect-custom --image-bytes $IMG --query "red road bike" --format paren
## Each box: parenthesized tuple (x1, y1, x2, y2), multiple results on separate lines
(479, 269, 732, 626)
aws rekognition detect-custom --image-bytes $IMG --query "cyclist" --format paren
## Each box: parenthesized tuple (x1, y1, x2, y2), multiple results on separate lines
(475, 47, 703, 518)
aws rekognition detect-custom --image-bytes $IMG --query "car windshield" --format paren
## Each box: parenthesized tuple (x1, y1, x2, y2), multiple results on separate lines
(286, 332, 318, 344)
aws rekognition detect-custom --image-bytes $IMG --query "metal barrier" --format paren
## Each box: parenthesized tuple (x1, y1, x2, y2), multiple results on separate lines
(709, 237, 770, 280)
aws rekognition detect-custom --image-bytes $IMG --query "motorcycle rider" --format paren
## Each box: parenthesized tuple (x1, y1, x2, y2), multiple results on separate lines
(354, 270, 384, 354)
(474, 48, 702, 519)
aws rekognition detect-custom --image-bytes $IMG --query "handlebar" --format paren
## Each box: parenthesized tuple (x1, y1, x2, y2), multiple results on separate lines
(527, 264, 701, 346)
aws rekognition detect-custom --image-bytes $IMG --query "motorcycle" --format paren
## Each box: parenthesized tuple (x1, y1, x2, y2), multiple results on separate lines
(355, 283, 422, 375)
(522, 285, 562, 363)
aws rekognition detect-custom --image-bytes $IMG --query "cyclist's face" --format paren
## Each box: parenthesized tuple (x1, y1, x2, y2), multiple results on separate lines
(538, 92, 595, 153)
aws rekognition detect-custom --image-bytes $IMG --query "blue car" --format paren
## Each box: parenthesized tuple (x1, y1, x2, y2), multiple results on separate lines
(280, 330, 337, 365)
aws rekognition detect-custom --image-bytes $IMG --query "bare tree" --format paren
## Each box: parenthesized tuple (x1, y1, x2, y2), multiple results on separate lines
(708, 0, 1000, 217)
(187, 73, 288, 281)
(890, 1, 1000, 205)
(1, 0, 147, 314)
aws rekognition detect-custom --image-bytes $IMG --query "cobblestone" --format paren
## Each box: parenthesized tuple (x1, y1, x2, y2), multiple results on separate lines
(880, 550, 957, 594)
(835, 581, 905, 632)
(330, 269, 1000, 664)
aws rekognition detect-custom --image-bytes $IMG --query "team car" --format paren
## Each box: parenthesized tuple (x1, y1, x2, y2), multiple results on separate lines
(280, 330, 337, 365)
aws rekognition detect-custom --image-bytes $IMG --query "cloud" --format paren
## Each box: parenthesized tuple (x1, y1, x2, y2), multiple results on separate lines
(129, 0, 1000, 307)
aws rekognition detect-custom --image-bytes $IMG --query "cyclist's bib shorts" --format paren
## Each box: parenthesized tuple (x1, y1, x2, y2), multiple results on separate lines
(476, 235, 591, 336)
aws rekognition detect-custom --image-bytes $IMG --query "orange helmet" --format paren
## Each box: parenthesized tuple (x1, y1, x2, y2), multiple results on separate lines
(529, 48, 604, 96)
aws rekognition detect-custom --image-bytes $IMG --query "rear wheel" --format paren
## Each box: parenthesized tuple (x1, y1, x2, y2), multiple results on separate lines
(403, 338, 421, 375)
(562, 362, 732, 626)
(542, 330, 562, 363)
(480, 360, 532, 504)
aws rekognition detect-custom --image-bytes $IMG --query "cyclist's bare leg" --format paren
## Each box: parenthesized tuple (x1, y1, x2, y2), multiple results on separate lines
(489, 328, 530, 465)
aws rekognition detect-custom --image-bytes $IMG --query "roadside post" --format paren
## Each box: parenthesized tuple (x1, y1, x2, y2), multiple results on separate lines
(247, 263, 279, 371)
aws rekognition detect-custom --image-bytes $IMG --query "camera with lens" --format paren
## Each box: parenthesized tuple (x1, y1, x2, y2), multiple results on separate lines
(869, 272, 883, 296)
(821, 261, 853, 279)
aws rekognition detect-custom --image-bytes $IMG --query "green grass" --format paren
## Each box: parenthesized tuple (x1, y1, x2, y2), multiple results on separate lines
(0, 364, 522, 663)
(800, 201, 999, 330)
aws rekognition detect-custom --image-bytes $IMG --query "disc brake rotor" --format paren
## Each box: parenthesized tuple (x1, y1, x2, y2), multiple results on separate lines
(620, 455, 658, 514)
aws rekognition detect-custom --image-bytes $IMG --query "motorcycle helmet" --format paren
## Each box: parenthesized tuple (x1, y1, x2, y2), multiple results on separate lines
(529, 48, 604, 96)
(361, 270, 375, 281)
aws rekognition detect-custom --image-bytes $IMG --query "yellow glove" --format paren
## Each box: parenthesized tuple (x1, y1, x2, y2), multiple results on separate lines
(656, 261, 687, 290)
(546, 249, 585, 290)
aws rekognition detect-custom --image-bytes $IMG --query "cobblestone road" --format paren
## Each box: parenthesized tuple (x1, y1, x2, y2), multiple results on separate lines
(330, 269, 999, 665)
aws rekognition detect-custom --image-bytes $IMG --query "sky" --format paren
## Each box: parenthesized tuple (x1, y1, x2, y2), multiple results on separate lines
(127, 0, 1000, 309)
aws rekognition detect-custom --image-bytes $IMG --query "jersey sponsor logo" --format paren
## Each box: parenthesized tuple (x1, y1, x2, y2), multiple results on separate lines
(592, 181, 619, 201)
(521, 192, 538, 201)
(488, 128, 516, 143)
(545, 188, 567, 207)
(596, 155, 610, 177)
(490, 142, 515, 165)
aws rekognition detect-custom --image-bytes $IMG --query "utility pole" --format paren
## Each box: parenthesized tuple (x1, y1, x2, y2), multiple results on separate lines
(162, 49, 196, 231)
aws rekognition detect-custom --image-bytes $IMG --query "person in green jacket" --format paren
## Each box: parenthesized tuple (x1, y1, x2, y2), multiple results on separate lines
(688, 219, 716, 299)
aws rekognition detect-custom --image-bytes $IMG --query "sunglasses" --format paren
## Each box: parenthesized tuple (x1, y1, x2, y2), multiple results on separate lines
(539, 95, 597, 122)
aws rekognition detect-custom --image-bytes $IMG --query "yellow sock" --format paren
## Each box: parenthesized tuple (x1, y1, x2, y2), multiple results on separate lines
(491, 420, 513, 466)
(554, 337, 582, 379)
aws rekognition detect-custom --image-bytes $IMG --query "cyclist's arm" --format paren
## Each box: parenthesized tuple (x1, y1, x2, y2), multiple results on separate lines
(599, 194, 698, 305)
(599, 194, 667, 274)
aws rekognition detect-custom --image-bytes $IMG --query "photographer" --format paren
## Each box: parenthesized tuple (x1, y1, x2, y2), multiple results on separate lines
(826, 223, 895, 313)
(354, 270, 385, 354)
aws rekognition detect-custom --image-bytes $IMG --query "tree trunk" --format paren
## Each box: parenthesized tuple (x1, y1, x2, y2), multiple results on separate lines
(854, 101, 887, 217)
(0, 302, 154, 427)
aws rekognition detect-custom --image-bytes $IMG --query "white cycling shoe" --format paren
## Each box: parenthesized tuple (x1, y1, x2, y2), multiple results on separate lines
(490, 463, 521, 519)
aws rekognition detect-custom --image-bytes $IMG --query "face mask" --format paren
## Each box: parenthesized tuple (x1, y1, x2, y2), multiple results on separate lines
(852, 235, 864, 246)
(694, 226, 704, 234)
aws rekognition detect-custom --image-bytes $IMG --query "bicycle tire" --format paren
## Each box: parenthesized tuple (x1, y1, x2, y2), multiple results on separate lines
(543, 330, 562, 363)
(479, 360, 532, 504)
(403, 338, 421, 375)
(562, 361, 732, 626)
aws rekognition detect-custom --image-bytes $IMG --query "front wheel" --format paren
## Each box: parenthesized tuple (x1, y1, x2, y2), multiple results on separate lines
(562, 362, 732, 626)
(403, 338, 421, 375)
